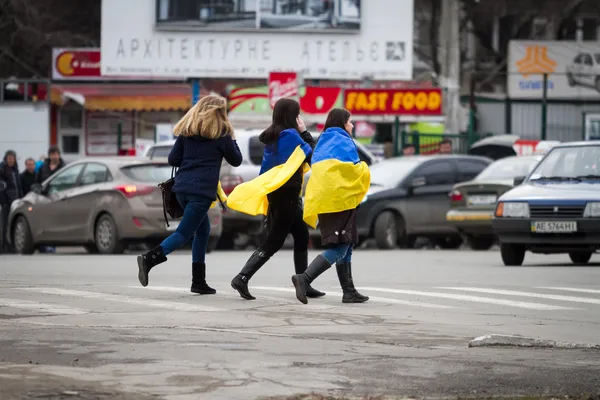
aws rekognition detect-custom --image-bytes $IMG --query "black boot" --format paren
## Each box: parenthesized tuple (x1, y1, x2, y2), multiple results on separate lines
(336, 262, 369, 303)
(291, 255, 332, 304)
(294, 251, 326, 298)
(231, 249, 270, 300)
(191, 262, 216, 295)
(137, 246, 167, 287)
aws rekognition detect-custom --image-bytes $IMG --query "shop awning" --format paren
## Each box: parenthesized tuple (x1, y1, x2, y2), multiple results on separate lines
(50, 83, 199, 111)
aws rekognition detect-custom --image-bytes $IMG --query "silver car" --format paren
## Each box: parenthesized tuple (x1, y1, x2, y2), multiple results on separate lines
(7, 158, 222, 254)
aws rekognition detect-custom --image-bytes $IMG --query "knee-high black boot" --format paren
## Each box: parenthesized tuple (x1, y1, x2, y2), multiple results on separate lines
(191, 262, 216, 295)
(291, 255, 332, 304)
(137, 246, 167, 287)
(294, 251, 326, 298)
(231, 249, 270, 300)
(336, 262, 369, 303)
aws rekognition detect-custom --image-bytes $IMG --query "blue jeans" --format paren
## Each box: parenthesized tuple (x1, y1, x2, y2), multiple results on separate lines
(160, 193, 212, 263)
(322, 243, 353, 265)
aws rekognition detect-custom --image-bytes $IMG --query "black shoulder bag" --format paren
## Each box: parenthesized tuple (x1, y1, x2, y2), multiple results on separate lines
(158, 166, 184, 227)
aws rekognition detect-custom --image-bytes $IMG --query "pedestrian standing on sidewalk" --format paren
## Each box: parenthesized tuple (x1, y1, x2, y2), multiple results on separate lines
(0, 150, 21, 254)
(227, 98, 325, 301)
(137, 94, 242, 294)
(35, 147, 65, 184)
(292, 108, 371, 304)
(20, 158, 37, 196)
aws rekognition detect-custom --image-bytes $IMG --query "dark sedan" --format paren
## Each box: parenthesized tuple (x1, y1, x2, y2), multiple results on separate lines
(493, 142, 600, 266)
(310, 154, 492, 250)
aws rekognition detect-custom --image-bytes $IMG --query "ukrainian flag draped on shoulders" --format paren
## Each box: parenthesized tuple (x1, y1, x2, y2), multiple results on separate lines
(226, 128, 312, 216)
(303, 127, 371, 229)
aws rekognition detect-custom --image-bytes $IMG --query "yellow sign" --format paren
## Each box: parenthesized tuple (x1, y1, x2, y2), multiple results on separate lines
(516, 45, 557, 78)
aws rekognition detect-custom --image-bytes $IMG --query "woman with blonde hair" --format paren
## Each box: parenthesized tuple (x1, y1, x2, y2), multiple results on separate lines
(137, 94, 242, 294)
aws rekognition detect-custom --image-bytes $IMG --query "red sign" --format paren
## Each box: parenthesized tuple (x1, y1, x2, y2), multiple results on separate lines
(268, 72, 299, 108)
(513, 140, 560, 156)
(53, 48, 101, 80)
(344, 89, 443, 116)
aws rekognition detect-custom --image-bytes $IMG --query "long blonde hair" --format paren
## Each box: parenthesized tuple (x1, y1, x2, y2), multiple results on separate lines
(173, 94, 234, 139)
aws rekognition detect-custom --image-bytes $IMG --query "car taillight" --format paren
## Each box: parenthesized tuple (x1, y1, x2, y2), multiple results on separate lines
(115, 185, 155, 198)
(449, 190, 463, 202)
(221, 175, 243, 195)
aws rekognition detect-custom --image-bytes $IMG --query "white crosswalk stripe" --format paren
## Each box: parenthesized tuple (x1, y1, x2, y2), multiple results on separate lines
(0, 298, 89, 315)
(438, 287, 600, 305)
(358, 287, 578, 310)
(538, 287, 600, 295)
(17, 288, 222, 312)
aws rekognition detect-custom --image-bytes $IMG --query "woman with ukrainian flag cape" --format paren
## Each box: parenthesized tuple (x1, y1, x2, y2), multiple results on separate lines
(227, 98, 325, 301)
(292, 108, 370, 305)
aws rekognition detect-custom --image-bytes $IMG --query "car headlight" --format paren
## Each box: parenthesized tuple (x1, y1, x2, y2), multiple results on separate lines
(495, 202, 529, 218)
(583, 202, 600, 217)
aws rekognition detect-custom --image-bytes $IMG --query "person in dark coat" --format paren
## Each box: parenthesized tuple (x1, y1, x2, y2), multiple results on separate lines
(229, 98, 325, 301)
(20, 158, 37, 196)
(292, 108, 369, 304)
(0, 150, 21, 253)
(136, 94, 243, 294)
(35, 146, 65, 184)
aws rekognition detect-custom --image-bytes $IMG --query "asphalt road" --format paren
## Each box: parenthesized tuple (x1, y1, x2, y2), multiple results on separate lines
(1, 249, 600, 400)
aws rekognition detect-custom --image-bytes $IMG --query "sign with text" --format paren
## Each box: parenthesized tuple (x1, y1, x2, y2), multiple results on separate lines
(268, 72, 299, 108)
(53, 48, 102, 80)
(101, 0, 413, 80)
(344, 88, 443, 116)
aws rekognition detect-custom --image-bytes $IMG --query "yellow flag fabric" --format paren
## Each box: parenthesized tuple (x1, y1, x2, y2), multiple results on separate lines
(210, 181, 227, 209)
(225, 146, 309, 216)
(302, 127, 371, 229)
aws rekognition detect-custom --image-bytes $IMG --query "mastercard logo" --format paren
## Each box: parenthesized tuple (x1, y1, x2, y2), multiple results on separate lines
(56, 52, 75, 76)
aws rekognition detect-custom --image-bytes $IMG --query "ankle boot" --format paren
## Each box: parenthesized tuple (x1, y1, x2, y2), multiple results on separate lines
(137, 246, 167, 287)
(294, 251, 326, 298)
(336, 262, 369, 303)
(231, 249, 270, 300)
(191, 262, 216, 295)
(291, 255, 332, 304)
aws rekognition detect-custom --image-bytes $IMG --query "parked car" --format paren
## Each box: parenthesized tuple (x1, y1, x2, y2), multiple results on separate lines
(446, 154, 544, 250)
(7, 158, 222, 255)
(468, 134, 560, 160)
(309, 154, 492, 250)
(146, 130, 380, 249)
(493, 141, 600, 266)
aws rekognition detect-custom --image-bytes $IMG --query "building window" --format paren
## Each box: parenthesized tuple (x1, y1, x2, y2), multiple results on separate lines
(60, 108, 83, 129)
(61, 135, 80, 154)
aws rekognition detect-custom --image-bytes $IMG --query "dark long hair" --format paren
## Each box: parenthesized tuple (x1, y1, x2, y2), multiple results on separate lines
(324, 108, 351, 133)
(259, 98, 301, 144)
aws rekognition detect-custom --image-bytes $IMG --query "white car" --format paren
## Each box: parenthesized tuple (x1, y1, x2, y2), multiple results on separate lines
(566, 52, 600, 93)
(145, 130, 380, 249)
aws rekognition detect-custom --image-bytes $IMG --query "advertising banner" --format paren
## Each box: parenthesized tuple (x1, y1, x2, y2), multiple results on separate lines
(101, 0, 414, 80)
(343, 88, 443, 116)
(268, 72, 299, 108)
(508, 41, 600, 99)
(53, 48, 102, 80)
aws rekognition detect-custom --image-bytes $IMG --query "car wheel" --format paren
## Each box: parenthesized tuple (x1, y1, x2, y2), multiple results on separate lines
(373, 211, 398, 250)
(500, 243, 525, 266)
(83, 244, 99, 254)
(569, 251, 592, 265)
(206, 236, 219, 253)
(467, 235, 495, 251)
(94, 214, 124, 255)
(12, 216, 35, 255)
(436, 235, 463, 249)
(567, 72, 575, 87)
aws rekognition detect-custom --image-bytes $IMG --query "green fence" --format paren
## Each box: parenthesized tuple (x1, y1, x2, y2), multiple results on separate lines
(394, 131, 492, 156)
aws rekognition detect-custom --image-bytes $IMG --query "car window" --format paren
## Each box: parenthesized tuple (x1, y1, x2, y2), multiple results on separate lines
(457, 159, 488, 182)
(120, 164, 172, 183)
(583, 54, 593, 66)
(80, 163, 112, 186)
(529, 146, 600, 179)
(595, 53, 600, 64)
(369, 158, 423, 187)
(414, 161, 456, 185)
(574, 54, 582, 64)
(150, 146, 172, 159)
(47, 164, 85, 194)
(248, 136, 264, 165)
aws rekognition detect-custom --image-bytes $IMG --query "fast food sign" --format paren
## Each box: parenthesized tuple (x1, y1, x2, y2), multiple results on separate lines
(344, 88, 443, 116)
(52, 48, 102, 80)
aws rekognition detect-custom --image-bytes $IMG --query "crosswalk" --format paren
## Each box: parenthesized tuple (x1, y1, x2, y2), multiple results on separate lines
(1, 285, 599, 317)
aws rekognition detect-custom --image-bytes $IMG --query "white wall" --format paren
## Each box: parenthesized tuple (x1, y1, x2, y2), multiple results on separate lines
(0, 103, 50, 168)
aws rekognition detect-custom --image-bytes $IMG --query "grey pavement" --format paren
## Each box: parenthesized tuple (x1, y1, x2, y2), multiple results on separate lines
(1, 249, 600, 399)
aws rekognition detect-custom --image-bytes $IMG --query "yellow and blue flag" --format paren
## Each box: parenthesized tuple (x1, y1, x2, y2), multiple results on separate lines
(210, 182, 227, 210)
(303, 127, 371, 229)
(226, 129, 312, 216)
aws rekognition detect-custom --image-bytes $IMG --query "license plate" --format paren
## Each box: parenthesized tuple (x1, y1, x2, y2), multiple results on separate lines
(468, 195, 497, 205)
(531, 221, 577, 233)
(166, 221, 180, 231)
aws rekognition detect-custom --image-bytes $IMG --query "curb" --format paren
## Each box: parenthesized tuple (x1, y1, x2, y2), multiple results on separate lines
(469, 334, 600, 350)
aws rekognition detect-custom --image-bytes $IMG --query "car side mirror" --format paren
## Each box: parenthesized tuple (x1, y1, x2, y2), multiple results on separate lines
(30, 183, 43, 194)
(513, 176, 526, 186)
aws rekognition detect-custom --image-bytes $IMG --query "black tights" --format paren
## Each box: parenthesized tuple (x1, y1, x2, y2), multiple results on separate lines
(260, 187, 308, 257)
